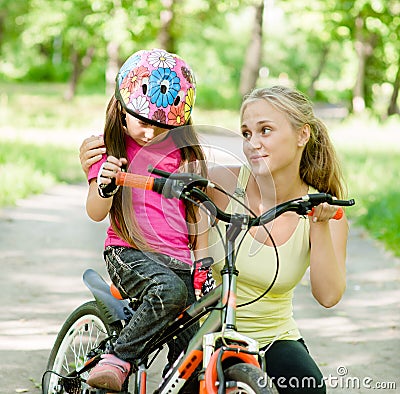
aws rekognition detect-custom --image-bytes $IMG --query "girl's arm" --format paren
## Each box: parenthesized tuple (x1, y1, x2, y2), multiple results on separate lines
(192, 221, 209, 262)
(86, 156, 127, 222)
(186, 190, 211, 297)
(86, 180, 113, 221)
(309, 206, 349, 308)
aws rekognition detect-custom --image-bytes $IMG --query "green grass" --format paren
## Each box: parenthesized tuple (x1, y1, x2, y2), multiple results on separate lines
(0, 141, 84, 207)
(339, 149, 400, 257)
(1, 81, 399, 258)
(0, 81, 107, 130)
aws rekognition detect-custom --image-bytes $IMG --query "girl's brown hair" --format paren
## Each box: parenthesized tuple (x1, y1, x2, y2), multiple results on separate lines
(103, 96, 207, 251)
(241, 85, 346, 199)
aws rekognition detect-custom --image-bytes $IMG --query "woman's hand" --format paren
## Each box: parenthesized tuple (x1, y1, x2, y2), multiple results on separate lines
(79, 135, 106, 176)
(309, 202, 341, 223)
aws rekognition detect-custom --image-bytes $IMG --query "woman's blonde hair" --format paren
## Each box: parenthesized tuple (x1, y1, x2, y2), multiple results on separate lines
(241, 85, 346, 199)
(103, 96, 207, 251)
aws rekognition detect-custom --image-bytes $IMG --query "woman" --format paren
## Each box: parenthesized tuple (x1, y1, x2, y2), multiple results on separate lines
(207, 85, 348, 393)
(80, 85, 348, 393)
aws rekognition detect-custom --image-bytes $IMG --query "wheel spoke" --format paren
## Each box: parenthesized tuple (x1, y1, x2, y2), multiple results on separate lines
(43, 302, 120, 394)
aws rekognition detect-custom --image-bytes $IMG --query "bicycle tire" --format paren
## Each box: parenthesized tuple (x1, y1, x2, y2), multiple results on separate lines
(42, 301, 123, 394)
(223, 363, 274, 394)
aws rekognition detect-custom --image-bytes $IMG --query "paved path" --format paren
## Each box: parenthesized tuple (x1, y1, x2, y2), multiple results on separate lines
(1, 132, 399, 393)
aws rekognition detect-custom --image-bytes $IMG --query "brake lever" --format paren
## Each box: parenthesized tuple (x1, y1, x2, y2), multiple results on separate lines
(148, 165, 213, 189)
(296, 201, 312, 216)
(162, 178, 186, 199)
(148, 165, 171, 179)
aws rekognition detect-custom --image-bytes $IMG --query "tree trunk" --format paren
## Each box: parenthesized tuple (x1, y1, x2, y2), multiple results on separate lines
(158, 0, 176, 52)
(105, 0, 123, 95)
(239, 0, 264, 98)
(353, 15, 366, 113)
(352, 15, 377, 113)
(308, 45, 329, 99)
(387, 61, 400, 116)
(106, 41, 120, 96)
(64, 50, 81, 101)
(64, 47, 94, 101)
(0, 13, 5, 51)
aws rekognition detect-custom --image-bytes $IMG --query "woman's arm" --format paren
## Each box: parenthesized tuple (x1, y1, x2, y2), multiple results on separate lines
(309, 207, 349, 308)
(207, 165, 241, 211)
(80, 135, 106, 177)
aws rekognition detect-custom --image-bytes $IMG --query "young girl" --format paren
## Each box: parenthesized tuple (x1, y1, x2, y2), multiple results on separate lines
(207, 85, 349, 393)
(85, 48, 208, 392)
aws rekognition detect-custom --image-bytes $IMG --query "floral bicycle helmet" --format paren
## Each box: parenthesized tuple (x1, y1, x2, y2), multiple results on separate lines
(115, 48, 196, 129)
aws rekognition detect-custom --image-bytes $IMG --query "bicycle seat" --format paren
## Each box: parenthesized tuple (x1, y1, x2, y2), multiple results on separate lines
(83, 269, 134, 324)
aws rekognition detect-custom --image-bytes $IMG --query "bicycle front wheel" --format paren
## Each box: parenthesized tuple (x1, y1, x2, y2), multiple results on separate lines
(42, 301, 122, 394)
(224, 363, 274, 394)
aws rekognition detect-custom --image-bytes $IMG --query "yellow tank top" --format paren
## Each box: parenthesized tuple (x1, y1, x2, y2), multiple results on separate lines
(209, 166, 310, 347)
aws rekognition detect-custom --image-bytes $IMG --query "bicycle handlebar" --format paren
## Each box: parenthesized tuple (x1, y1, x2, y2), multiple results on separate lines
(115, 170, 355, 227)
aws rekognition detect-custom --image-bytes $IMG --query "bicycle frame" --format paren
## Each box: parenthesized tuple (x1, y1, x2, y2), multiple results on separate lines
(82, 211, 262, 394)
(146, 213, 260, 393)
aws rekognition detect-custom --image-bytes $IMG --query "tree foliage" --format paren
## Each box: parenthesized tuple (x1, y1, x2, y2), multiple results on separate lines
(0, 0, 398, 117)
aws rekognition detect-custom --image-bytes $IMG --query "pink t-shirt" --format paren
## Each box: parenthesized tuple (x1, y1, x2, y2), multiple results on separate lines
(88, 133, 192, 266)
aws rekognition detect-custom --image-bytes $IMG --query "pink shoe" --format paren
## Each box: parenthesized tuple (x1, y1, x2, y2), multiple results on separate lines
(86, 353, 131, 392)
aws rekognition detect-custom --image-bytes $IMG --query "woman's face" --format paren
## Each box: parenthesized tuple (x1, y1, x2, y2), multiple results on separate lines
(124, 113, 169, 146)
(241, 99, 303, 177)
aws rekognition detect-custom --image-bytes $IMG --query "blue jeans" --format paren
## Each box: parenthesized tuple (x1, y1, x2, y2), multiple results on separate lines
(104, 246, 197, 365)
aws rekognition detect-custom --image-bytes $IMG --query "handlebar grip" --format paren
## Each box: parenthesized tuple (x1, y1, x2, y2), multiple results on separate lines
(332, 207, 344, 220)
(115, 172, 155, 190)
(308, 207, 344, 220)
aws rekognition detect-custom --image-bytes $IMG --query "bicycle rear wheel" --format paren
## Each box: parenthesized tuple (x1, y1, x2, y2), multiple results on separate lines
(42, 301, 122, 394)
(223, 363, 274, 394)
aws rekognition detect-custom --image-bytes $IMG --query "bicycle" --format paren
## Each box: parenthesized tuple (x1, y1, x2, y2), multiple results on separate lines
(42, 166, 355, 394)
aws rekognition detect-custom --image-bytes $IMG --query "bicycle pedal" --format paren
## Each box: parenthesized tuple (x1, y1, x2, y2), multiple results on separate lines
(60, 375, 81, 394)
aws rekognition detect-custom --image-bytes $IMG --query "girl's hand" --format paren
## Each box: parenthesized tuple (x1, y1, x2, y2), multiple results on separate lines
(309, 202, 342, 223)
(79, 135, 106, 176)
(98, 156, 127, 184)
(97, 156, 128, 198)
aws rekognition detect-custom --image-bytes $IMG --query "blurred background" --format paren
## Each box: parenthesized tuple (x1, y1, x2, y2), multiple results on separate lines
(0, 0, 399, 257)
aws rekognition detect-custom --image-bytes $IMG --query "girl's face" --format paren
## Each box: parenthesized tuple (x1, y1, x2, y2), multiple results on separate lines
(124, 113, 169, 146)
(241, 99, 305, 177)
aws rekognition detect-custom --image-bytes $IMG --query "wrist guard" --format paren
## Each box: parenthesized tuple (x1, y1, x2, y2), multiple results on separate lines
(97, 162, 120, 198)
(98, 177, 119, 198)
(192, 257, 215, 296)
